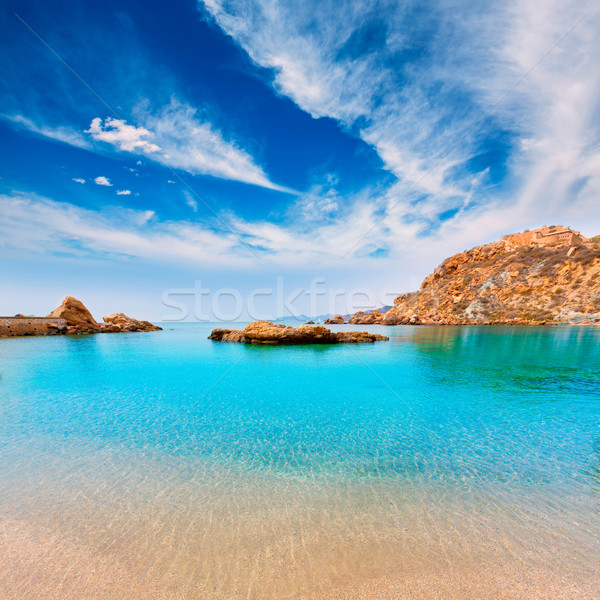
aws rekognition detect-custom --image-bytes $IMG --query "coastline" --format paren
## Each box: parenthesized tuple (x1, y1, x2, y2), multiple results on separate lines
(0, 297, 161, 338)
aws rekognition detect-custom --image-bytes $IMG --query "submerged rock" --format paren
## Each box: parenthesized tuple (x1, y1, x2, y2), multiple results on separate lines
(209, 321, 388, 345)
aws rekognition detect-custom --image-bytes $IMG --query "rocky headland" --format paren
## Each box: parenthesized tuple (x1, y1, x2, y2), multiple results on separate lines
(0, 296, 162, 337)
(209, 321, 388, 344)
(358, 226, 600, 326)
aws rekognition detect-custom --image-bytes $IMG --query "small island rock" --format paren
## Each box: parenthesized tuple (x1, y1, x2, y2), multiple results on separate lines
(209, 321, 388, 345)
(101, 313, 162, 333)
(324, 316, 345, 324)
(348, 310, 383, 325)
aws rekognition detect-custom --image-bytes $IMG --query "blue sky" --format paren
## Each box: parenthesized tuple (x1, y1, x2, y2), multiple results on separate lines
(1, 0, 599, 319)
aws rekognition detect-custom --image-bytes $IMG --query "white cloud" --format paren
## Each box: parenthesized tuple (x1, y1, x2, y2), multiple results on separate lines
(2, 114, 89, 149)
(5, 107, 291, 193)
(0, 190, 482, 272)
(2, 187, 599, 308)
(87, 117, 161, 153)
(83, 101, 293, 192)
(72, 178, 86, 184)
(183, 190, 198, 212)
(135, 99, 294, 192)
(200, 0, 600, 251)
(200, 0, 467, 200)
(0, 193, 250, 267)
(116, 189, 131, 195)
(94, 176, 112, 187)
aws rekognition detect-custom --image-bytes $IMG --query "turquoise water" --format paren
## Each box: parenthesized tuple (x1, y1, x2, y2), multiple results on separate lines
(0, 324, 599, 598)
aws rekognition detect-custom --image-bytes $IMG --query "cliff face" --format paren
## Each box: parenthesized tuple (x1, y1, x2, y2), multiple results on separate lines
(381, 231, 600, 326)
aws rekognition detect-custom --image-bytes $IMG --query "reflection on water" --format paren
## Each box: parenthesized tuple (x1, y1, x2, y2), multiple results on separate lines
(0, 324, 599, 598)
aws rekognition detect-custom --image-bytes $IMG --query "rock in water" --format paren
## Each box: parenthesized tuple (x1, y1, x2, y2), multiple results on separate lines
(209, 321, 388, 344)
(45, 297, 162, 334)
(102, 313, 162, 332)
(48, 296, 100, 332)
(324, 316, 345, 324)
(348, 310, 383, 324)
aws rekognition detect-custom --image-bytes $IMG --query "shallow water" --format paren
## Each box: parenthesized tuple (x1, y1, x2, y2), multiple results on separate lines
(0, 324, 599, 598)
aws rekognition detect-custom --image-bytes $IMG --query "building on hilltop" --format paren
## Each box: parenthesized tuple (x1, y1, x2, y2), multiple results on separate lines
(502, 226, 585, 248)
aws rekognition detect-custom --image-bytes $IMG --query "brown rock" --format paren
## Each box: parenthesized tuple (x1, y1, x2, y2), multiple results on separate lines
(4, 297, 162, 337)
(324, 316, 345, 324)
(348, 309, 383, 324)
(103, 313, 162, 332)
(383, 228, 600, 326)
(334, 330, 389, 343)
(48, 296, 99, 332)
(380, 310, 402, 325)
(209, 321, 388, 345)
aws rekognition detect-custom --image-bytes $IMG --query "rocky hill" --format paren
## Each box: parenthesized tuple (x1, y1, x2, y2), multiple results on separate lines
(377, 227, 600, 326)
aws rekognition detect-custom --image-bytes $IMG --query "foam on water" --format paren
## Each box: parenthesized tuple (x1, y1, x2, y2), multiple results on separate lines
(0, 324, 599, 598)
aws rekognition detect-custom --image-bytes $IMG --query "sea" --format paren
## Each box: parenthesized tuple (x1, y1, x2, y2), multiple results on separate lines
(0, 323, 599, 598)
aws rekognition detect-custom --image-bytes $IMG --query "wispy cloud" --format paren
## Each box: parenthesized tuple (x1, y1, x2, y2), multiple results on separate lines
(200, 0, 473, 200)
(2, 185, 600, 301)
(1, 114, 89, 149)
(0, 193, 250, 267)
(10, 100, 294, 193)
(72, 178, 86, 184)
(183, 190, 198, 212)
(94, 176, 112, 187)
(132, 98, 295, 192)
(0, 189, 498, 271)
(200, 0, 600, 252)
(116, 189, 131, 195)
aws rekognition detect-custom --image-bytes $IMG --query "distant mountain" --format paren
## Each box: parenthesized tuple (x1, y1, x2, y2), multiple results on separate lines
(356, 226, 600, 326)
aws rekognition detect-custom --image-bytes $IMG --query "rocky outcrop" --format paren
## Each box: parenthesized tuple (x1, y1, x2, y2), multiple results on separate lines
(324, 316, 345, 324)
(48, 296, 100, 333)
(348, 309, 383, 324)
(1, 297, 162, 337)
(209, 321, 388, 344)
(380, 230, 600, 326)
(101, 313, 162, 333)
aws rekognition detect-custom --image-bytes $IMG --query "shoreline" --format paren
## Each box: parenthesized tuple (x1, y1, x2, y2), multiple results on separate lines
(2, 321, 597, 340)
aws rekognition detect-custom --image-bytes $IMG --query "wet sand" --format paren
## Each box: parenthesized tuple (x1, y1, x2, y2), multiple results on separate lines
(2, 517, 598, 600)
